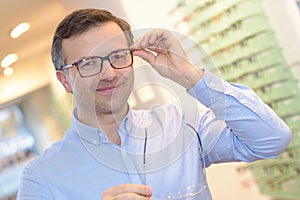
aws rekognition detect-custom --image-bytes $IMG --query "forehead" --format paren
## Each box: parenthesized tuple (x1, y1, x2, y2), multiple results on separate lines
(62, 22, 129, 63)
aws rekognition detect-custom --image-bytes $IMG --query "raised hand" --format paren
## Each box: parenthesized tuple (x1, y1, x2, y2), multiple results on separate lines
(131, 29, 203, 89)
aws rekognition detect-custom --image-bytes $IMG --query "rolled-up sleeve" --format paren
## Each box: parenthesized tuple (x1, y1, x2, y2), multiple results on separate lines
(188, 70, 292, 166)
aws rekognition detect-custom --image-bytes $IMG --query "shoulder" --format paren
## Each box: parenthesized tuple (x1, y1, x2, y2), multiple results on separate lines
(24, 129, 82, 175)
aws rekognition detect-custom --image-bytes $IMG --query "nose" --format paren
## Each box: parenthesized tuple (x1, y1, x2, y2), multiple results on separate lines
(98, 59, 117, 81)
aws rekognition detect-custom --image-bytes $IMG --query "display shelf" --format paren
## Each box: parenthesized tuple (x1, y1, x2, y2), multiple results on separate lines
(0, 105, 38, 199)
(187, 0, 244, 28)
(285, 114, 300, 134)
(219, 49, 286, 81)
(272, 95, 300, 118)
(204, 16, 271, 54)
(179, 0, 211, 17)
(249, 144, 300, 199)
(190, 1, 264, 43)
(212, 34, 277, 69)
(240, 65, 292, 90)
(255, 80, 299, 104)
(0, 158, 33, 199)
(175, 0, 300, 198)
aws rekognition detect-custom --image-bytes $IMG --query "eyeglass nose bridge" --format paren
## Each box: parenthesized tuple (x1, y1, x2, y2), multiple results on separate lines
(99, 55, 114, 73)
(98, 55, 121, 77)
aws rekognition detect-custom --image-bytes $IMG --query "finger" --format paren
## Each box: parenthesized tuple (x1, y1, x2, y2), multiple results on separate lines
(147, 46, 167, 54)
(149, 32, 160, 45)
(132, 49, 156, 64)
(132, 30, 164, 49)
(113, 193, 151, 200)
(132, 35, 151, 49)
(104, 184, 152, 197)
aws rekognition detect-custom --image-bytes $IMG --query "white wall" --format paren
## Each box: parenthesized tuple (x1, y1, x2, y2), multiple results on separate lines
(262, 0, 300, 89)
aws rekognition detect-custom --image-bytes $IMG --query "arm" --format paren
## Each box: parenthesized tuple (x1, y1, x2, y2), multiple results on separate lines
(188, 70, 292, 165)
(132, 29, 292, 166)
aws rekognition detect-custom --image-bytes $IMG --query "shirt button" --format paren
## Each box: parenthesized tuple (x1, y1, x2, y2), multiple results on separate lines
(240, 99, 246, 104)
(121, 150, 126, 156)
(99, 133, 105, 138)
(210, 82, 215, 88)
(93, 139, 98, 144)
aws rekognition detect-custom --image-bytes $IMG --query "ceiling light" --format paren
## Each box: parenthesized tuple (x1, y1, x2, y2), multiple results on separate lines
(3, 67, 14, 77)
(1, 53, 18, 68)
(11, 22, 31, 39)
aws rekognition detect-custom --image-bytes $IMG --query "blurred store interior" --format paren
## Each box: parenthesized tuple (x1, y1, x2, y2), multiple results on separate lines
(1, 0, 300, 199)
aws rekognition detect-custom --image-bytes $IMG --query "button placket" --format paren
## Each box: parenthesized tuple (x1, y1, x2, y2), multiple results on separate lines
(119, 147, 143, 184)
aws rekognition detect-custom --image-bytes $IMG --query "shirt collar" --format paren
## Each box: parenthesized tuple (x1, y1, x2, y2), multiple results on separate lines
(70, 106, 162, 146)
(71, 108, 132, 145)
(71, 109, 109, 145)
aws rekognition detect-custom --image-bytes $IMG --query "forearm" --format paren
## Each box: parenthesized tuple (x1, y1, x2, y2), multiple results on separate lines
(188, 70, 292, 161)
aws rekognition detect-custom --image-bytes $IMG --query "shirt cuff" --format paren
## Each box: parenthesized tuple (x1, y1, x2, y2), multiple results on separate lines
(187, 70, 226, 120)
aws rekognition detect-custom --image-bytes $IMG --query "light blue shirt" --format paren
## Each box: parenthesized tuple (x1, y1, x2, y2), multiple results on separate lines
(17, 71, 291, 200)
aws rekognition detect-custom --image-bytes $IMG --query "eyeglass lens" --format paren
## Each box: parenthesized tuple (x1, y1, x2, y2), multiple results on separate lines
(78, 49, 133, 77)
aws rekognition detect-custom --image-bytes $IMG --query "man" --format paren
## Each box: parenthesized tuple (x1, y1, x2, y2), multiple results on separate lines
(17, 8, 291, 199)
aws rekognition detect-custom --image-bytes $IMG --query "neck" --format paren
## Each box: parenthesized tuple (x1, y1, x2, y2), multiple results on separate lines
(77, 105, 128, 145)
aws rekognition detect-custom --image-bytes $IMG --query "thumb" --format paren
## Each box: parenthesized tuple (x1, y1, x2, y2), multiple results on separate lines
(132, 49, 155, 64)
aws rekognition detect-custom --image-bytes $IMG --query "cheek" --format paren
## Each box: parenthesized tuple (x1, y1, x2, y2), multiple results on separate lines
(121, 68, 134, 82)
(72, 77, 97, 96)
(121, 72, 134, 94)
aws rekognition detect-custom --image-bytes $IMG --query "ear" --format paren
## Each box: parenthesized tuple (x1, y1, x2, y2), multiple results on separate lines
(56, 71, 73, 93)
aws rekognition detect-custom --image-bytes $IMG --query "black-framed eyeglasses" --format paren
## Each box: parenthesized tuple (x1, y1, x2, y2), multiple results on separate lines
(58, 48, 134, 77)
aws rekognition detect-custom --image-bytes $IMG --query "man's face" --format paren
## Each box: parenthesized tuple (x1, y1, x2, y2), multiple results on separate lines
(58, 22, 134, 117)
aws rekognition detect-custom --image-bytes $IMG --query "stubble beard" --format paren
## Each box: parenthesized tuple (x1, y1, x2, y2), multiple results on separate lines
(94, 79, 133, 116)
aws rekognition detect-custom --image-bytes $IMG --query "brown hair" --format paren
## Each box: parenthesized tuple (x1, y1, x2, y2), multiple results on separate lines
(51, 8, 133, 70)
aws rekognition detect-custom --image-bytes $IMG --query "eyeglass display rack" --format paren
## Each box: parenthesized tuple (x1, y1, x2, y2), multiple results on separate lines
(0, 106, 37, 199)
(173, 0, 300, 199)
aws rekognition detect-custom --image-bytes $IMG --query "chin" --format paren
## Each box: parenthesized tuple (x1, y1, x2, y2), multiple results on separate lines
(97, 92, 131, 114)
(94, 100, 127, 114)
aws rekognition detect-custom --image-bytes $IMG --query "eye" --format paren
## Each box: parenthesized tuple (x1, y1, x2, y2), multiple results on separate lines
(110, 50, 128, 61)
(80, 58, 99, 69)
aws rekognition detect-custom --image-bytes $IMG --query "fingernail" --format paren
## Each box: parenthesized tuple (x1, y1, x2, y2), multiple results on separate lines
(145, 186, 152, 195)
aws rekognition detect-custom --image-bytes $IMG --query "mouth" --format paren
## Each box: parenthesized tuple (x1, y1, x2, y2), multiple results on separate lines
(96, 84, 120, 94)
